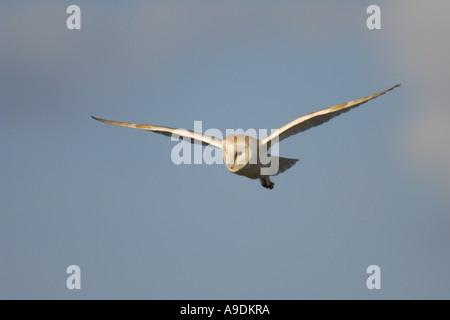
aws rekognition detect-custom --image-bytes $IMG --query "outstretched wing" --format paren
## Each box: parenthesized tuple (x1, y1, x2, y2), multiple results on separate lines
(260, 84, 400, 149)
(92, 116, 223, 149)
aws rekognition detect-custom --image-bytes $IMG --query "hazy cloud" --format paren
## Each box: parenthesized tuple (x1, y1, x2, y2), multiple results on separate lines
(386, 1, 450, 198)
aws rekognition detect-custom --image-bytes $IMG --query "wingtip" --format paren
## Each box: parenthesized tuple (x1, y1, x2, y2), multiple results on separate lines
(386, 83, 401, 92)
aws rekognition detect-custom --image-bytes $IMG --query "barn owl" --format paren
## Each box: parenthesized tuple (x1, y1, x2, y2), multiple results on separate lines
(92, 84, 400, 189)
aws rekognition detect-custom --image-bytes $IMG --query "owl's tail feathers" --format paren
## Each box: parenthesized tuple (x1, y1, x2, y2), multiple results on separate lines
(272, 156, 299, 176)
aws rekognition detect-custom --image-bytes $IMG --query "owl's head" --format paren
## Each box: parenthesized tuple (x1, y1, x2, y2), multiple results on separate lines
(222, 135, 258, 173)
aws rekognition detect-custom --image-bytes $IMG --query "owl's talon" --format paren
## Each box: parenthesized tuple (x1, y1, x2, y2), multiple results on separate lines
(260, 177, 275, 189)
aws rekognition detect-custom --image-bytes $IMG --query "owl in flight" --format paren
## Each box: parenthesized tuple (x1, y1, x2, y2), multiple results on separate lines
(93, 84, 400, 189)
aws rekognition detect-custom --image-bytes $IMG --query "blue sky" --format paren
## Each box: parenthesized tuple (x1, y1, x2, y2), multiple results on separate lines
(1, 1, 449, 299)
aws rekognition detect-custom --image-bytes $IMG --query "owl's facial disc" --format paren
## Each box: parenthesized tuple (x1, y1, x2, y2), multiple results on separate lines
(223, 135, 251, 173)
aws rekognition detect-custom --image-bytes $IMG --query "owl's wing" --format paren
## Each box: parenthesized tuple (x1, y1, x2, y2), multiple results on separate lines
(92, 116, 223, 148)
(260, 84, 400, 149)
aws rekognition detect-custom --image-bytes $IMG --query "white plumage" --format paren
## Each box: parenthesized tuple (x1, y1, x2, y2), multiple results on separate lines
(92, 84, 400, 189)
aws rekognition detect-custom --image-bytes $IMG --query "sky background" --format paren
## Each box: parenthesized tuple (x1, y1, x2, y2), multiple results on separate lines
(1, 0, 449, 299)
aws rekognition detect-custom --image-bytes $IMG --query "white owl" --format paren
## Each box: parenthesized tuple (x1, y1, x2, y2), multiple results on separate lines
(93, 84, 400, 189)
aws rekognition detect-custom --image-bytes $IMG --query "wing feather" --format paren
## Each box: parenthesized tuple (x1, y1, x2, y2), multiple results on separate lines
(260, 84, 400, 149)
(91, 116, 223, 149)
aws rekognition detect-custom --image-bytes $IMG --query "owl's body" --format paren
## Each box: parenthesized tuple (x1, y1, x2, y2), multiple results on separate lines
(222, 134, 298, 189)
(92, 84, 400, 189)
